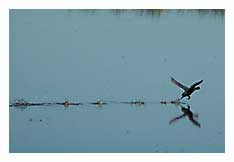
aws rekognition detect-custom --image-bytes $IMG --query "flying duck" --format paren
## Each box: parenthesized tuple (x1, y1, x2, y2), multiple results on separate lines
(171, 77, 203, 100)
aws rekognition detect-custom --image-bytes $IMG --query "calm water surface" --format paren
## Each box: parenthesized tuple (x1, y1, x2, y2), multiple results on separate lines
(9, 10, 224, 153)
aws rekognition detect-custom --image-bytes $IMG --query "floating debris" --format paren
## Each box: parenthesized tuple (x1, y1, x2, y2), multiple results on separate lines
(14, 99, 30, 107)
(91, 99, 107, 107)
(160, 101, 167, 104)
(132, 99, 145, 106)
(160, 99, 186, 105)
(120, 99, 145, 106)
(64, 101, 69, 108)
(10, 98, 187, 108)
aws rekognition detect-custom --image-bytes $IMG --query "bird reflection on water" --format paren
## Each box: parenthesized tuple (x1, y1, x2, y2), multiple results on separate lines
(169, 103, 201, 128)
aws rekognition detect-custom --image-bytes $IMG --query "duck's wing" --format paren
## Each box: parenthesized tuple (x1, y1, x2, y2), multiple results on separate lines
(191, 80, 203, 88)
(171, 77, 189, 91)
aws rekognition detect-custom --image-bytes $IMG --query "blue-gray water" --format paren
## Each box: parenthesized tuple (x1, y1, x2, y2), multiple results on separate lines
(9, 9, 224, 153)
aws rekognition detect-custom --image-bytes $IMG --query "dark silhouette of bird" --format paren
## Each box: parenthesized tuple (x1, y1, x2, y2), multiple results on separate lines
(169, 104, 201, 128)
(171, 77, 203, 100)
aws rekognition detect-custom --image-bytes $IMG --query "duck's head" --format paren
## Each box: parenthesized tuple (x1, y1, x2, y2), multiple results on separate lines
(194, 87, 200, 90)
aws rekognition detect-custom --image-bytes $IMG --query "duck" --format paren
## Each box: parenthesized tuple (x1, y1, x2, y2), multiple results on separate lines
(171, 77, 203, 100)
